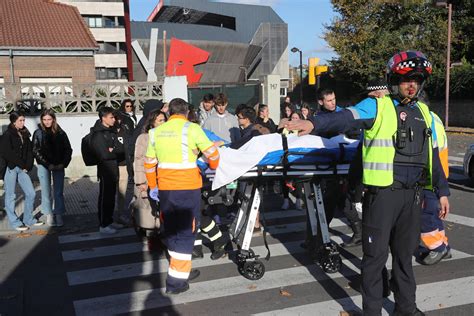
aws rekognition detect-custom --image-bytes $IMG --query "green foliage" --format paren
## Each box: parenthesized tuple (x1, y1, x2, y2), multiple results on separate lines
(324, 0, 473, 98)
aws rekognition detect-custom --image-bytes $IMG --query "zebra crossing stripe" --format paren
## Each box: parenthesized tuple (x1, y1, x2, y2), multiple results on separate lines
(255, 276, 474, 316)
(445, 214, 474, 228)
(57, 214, 345, 245)
(61, 220, 348, 262)
(58, 228, 136, 244)
(448, 156, 464, 163)
(72, 252, 473, 316)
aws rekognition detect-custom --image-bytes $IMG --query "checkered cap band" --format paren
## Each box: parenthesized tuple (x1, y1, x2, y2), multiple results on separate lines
(366, 85, 388, 91)
(395, 60, 416, 70)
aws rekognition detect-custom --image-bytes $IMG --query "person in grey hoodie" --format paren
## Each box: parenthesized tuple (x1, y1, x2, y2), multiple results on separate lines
(198, 93, 215, 126)
(202, 93, 240, 143)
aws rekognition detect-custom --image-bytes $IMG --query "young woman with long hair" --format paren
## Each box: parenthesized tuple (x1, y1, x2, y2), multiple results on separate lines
(32, 109, 72, 227)
(1, 111, 43, 231)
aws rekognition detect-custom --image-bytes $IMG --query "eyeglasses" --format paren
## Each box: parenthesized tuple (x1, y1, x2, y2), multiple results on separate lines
(125, 105, 133, 108)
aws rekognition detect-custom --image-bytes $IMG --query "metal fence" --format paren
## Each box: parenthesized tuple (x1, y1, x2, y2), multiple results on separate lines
(0, 81, 163, 115)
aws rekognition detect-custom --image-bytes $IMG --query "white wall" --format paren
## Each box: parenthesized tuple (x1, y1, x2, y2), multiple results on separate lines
(94, 54, 128, 68)
(56, 1, 125, 16)
(90, 28, 126, 43)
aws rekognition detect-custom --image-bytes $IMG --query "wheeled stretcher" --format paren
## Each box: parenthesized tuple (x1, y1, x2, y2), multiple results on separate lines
(201, 134, 358, 280)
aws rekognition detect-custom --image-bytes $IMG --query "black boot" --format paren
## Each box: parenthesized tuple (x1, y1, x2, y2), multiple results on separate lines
(192, 247, 203, 259)
(342, 221, 362, 248)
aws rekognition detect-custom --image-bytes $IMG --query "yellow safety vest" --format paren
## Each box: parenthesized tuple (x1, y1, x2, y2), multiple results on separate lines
(362, 96, 433, 187)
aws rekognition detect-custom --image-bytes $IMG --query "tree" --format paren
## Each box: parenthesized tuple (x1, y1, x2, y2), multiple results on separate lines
(323, 0, 473, 98)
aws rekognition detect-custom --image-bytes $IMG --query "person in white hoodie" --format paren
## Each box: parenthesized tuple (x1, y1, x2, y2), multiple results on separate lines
(198, 93, 215, 126)
(202, 93, 240, 143)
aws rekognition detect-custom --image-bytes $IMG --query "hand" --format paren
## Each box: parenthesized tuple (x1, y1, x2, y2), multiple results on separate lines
(439, 196, 450, 219)
(22, 169, 28, 173)
(149, 187, 159, 202)
(139, 184, 148, 192)
(108, 148, 113, 152)
(284, 120, 314, 136)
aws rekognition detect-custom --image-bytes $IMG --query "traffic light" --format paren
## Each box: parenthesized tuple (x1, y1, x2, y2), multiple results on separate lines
(315, 65, 328, 76)
(308, 57, 319, 85)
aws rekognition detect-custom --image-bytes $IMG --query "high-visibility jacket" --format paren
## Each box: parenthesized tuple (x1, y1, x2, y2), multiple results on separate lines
(144, 114, 219, 190)
(362, 96, 433, 187)
(431, 112, 449, 178)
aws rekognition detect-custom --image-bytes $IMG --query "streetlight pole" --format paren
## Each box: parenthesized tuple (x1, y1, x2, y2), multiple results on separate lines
(291, 47, 303, 105)
(445, 2, 452, 129)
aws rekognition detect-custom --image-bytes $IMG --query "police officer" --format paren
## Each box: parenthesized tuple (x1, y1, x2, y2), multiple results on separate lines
(144, 98, 220, 295)
(285, 51, 450, 316)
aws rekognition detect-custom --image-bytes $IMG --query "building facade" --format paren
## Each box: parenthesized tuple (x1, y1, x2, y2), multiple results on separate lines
(132, 0, 289, 93)
(56, 0, 133, 81)
(0, 0, 97, 86)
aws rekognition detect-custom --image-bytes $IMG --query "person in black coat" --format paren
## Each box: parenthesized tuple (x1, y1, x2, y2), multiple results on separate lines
(91, 107, 124, 234)
(0, 111, 43, 231)
(32, 109, 72, 227)
(255, 104, 277, 133)
(118, 99, 138, 132)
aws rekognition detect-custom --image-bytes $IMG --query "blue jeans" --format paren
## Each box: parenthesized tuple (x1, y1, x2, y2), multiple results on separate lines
(4, 167, 36, 228)
(37, 164, 65, 215)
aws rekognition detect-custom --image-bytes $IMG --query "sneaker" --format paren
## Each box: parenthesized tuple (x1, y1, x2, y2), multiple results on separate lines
(281, 198, 290, 210)
(32, 221, 44, 227)
(111, 222, 125, 229)
(99, 225, 117, 234)
(295, 198, 303, 210)
(15, 225, 29, 232)
(421, 248, 449, 265)
(55, 215, 64, 227)
(46, 214, 56, 226)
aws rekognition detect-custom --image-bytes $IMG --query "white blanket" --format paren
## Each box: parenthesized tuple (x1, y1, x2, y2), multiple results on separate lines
(211, 134, 358, 190)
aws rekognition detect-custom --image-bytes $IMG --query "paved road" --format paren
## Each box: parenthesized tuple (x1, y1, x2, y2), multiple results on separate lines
(0, 133, 473, 316)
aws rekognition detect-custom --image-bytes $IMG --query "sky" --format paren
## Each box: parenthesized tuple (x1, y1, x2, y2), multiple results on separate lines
(129, 0, 338, 66)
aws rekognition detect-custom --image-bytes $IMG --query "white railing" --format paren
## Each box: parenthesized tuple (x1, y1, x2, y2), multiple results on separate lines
(0, 81, 163, 114)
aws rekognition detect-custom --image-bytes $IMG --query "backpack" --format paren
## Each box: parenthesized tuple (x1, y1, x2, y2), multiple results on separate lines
(81, 131, 99, 166)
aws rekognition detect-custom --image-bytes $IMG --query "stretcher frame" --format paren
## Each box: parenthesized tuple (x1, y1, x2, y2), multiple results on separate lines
(203, 162, 349, 280)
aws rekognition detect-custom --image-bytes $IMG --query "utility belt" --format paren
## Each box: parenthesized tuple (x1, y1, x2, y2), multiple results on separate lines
(365, 181, 422, 193)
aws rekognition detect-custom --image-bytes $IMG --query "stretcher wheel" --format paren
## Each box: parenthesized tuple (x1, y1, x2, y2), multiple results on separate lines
(238, 260, 265, 280)
(319, 243, 342, 274)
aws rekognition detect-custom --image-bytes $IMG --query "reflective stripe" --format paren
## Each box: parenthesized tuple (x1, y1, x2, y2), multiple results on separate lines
(145, 167, 156, 173)
(348, 107, 360, 119)
(144, 157, 158, 164)
(363, 162, 393, 171)
(168, 268, 190, 280)
(209, 230, 222, 242)
(202, 221, 215, 233)
(149, 128, 156, 146)
(194, 239, 202, 246)
(168, 250, 192, 261)
(181, 122, 191, 163)
(363, 139, 394, 147)
(158, 162, 197, 169)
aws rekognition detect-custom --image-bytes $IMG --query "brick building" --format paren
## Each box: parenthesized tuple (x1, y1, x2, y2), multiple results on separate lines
(0, 0, 98, 85)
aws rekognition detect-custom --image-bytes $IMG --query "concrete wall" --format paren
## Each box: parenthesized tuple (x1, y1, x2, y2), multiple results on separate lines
(0, 113, 140, 180)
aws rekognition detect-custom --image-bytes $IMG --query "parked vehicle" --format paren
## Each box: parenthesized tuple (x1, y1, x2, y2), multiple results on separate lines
(463, 144, 474, 184)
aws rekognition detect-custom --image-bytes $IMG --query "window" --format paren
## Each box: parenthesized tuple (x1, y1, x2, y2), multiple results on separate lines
(85, 16, 103, 28)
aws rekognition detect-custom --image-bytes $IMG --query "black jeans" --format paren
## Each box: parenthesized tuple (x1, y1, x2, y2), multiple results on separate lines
(361, 186, 422, 315)
(97, 170, 117, 228)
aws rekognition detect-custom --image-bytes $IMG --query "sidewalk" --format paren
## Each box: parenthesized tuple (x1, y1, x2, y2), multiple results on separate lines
(0, 177, 101, 232)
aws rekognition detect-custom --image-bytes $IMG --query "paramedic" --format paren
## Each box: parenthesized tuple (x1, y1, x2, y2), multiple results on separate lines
(144, 98, 220, 295)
